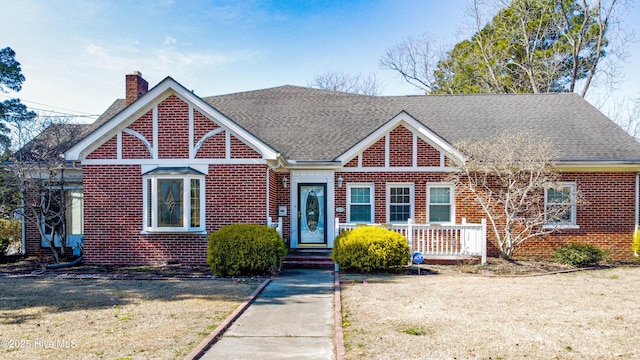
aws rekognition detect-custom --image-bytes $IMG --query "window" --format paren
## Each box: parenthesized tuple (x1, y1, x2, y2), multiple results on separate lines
(387, 183, 414, 223)
(143, 169, 205, 232)
(347, 184, 374, 223)
(42, 189, 83, 247)
(545, 182, 577, 227)
(427, 184, 454, 223)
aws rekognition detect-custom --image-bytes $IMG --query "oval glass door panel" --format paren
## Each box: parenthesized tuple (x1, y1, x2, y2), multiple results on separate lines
(305, 190, 319, 233)
(298, 184, 326, 245)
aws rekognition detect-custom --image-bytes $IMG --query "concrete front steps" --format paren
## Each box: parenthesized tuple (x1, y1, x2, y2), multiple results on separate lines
(284, 250, 335, 269)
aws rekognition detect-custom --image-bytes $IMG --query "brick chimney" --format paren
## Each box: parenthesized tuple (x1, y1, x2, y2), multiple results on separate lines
(125, 71, 149, 105)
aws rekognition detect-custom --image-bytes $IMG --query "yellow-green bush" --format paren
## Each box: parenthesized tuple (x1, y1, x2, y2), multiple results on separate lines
(331, 226, 410, 272)
(633, 230, 640, 259)
(207, 224, 287, 277)
(0, 219, 21, 257)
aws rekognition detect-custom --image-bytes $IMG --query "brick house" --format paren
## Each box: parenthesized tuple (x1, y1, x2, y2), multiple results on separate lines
(21, 72, 640, 264)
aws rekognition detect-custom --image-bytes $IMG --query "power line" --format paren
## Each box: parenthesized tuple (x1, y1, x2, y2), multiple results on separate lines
(0, 93, 101, 118)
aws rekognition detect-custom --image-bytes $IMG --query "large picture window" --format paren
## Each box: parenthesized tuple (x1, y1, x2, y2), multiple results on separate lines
(143, 169, 205, 232)
(544, 182, 577, 227)
(427, 184, 454, 223)
(387, 183, 414, 223)
(347, 184, 374, 223)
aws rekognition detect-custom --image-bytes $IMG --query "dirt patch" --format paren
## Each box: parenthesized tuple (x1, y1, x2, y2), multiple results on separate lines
(340, 266, 640, 359)
(0, 262, 260, 359)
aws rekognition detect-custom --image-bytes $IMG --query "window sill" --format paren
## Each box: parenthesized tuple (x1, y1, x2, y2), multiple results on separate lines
(141, 230, 208, 235)
(542, 224, 580, 230)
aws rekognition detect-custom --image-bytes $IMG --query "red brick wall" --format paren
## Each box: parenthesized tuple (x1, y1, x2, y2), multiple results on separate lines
(275, 172, 291, 244)
(517, 172, 636, 260)
(122, 132, 151, 159)
(361, 138, 385, 167)
(81, 164, 269, 265)
(334, 171, 638, 261)
(128, 110, 153, 141)
(389, 126, 413, 167)
(157, 95, 189, 158)
(417, 137, 440, 167)
(87, 137, 117, 159)
(231, 135, 261, 159)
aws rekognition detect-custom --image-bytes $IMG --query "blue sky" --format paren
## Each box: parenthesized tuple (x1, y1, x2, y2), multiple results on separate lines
(2, 0, 639, 121)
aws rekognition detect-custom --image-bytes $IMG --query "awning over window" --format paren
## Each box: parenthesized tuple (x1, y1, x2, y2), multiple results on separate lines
(142, 167, 205, 176)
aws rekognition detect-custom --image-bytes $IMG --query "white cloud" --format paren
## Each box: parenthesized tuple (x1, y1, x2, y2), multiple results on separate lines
(163, 36, 177, 46)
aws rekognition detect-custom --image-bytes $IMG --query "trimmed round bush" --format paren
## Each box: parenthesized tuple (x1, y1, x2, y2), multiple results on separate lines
(332, 226, 410, 273)
(552, 243, 606, 267)
(633, 230, 640, 260)
(207, 224, 287, 277)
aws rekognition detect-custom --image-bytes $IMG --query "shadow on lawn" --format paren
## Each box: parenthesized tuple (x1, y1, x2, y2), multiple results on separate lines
(0, 276, 259, 321)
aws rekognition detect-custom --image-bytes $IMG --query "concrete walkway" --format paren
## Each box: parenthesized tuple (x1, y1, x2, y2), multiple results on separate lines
(199, 269, 336, 360)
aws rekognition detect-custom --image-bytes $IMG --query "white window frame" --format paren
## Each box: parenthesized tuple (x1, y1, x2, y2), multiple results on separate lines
(41, 186, 84, 248)
(426, 183, 455, 224)
(143, 174, 206, 233)
(386, 183, 414, 223)
(346, 183, 374, 223)
(544, 182, 578, 229)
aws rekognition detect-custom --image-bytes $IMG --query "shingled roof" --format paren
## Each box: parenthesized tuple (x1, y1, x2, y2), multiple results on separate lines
(203, 85, 640, 162)
(80, 84, 640, 163)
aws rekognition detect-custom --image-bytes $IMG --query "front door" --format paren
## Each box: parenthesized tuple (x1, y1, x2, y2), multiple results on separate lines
(298, 183, 327, 245)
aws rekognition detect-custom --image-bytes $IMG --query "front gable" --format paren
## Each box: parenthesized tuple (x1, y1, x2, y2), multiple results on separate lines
(337, 111, 462, 171)
(65, 77, 279, 164)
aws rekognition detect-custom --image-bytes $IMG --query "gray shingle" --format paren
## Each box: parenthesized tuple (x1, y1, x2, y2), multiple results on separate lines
(73, 85, 640, 163)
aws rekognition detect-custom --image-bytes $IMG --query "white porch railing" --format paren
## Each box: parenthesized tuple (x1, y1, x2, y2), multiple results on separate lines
(335, 217, 487, 264)
(267, 216, 283, 238)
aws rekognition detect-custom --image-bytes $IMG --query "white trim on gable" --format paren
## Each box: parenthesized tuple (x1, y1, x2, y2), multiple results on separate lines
(64, 77, 279, 162)
(336, 111, 464, 168)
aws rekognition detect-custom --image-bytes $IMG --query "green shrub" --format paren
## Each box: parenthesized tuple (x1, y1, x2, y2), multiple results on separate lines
(633, 230, 640, 260)
(207, 224, 287, 277)
(553, 243, 606, 267)
(332, 226, 410, 273)
(0, 219, 21, 257)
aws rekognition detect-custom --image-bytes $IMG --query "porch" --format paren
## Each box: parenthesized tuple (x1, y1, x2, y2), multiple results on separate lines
(335, 218, 487, 265)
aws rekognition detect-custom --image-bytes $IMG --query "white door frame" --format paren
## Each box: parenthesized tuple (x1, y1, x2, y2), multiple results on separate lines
(289, 170, 335, 248)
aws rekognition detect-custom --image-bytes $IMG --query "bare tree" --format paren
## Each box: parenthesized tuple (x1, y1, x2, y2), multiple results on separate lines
(9, 115, 88, 261)
(609, 96, 640, 140)
(450, 131, 577, 259)
(310, 71, 383, 95)
(379, 33, 446, 93)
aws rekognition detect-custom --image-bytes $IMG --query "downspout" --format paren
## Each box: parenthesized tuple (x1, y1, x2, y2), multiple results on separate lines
(635, 173, 639, 257)
(21, 196, 26, 256)
(266, 157, 284, 222)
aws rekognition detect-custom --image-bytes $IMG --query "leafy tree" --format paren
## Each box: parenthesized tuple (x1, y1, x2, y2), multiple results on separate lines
(0, 47, 36, 219)
(381, 0, 627, 97)
(450, 131, 577, 259)
(0, 47, 37, 152)
(310, 71, 382, 95)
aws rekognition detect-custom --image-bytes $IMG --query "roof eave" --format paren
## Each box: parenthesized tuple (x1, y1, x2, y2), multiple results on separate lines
(556, 160, 640, 172)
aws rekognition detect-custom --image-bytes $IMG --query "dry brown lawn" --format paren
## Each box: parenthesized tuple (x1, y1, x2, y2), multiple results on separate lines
(0, 277, 259, 359)
(341, 267, 640, 359)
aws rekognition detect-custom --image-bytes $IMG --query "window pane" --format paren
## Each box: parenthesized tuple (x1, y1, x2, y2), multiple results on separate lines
(66, 190, 84, 235)
(350, 205, 371, 222)
(350, 187, 370, 204)
(158, 179, 183, 227)
(430, 187, 450, 204)
(547, 188, 570, 203)
(429, 204, 451, 222)
(190, 179, 200, 228)
(390, 205, 411, 222)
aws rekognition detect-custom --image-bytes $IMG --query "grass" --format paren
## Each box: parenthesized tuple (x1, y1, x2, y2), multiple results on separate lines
(341, 267, 640, 359)
(0, 277, 259, 359)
